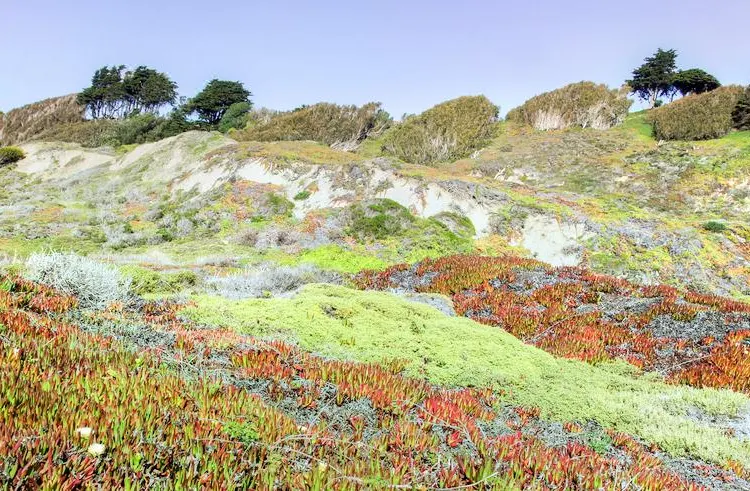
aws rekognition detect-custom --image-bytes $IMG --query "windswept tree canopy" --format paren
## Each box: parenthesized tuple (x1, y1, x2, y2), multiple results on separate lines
(627, 48, 678, 108)
(672, 69, 721, 97)
(77, 65, 178, 119)
(184, 79, 252, 126)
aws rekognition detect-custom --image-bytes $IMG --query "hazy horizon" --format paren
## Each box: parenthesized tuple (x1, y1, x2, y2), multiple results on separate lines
(2, 0, 749, 116)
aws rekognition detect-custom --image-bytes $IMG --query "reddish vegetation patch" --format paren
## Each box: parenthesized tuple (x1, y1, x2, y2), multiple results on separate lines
(0, 276, 738, 488)
(356, 255, 750, 393)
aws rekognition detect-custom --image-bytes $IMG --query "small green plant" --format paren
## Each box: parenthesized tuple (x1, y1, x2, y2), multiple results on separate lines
(223, 421, 260, 444)
(293, 190, 311, 201)
(649, 86, 745, 140)
(346, 199, 414, 240)
(703, 221, 727, 233)
(0, 146, 25, 166)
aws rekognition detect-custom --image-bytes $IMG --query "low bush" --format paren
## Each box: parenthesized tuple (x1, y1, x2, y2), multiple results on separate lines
(206, 262, 341, 299)
(0, 146, 25, 166)
(506, 81, 631, 130)
(35, 111, 195, 147)
(649, 85, 745, 140)
(24, 252, 131, 308)
(703, 221, 727, 233)
(346, 199, 414, 240)
(121, 266, 198, 295)
(732, 86, 750, 130)
(235, 102, 390, 150)
(381, 95, 498, 165)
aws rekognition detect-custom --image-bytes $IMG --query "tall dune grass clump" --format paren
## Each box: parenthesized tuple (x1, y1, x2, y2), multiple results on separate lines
(507, 81, 631, 131)
(0, 94, 85, 145)
(235, 102, 391, 151)
(649, 85, 745, 140)
(381, 95, 498, 165)
(25, 252, 131, 309)
(0, 146, 25, 166)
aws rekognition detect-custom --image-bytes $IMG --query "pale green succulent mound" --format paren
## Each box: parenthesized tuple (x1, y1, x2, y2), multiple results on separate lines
(185, 284, 750, 467)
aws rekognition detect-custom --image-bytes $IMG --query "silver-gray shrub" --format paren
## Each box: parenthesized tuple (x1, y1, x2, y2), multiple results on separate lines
(25, 252, 131, 309)
(207, 262, 341, 299)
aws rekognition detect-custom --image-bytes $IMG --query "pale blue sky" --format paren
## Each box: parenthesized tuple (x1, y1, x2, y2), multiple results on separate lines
(2, 0, 748, 116)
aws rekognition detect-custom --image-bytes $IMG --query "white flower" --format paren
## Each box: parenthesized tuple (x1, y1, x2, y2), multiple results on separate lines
(76, 427, 93, 439)
(11, 348, 20, 358)
(318, 462, 328, 472)
(87, 443, 106, 456)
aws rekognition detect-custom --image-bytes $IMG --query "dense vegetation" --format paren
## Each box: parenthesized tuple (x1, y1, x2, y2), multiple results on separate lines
(77, 65, 178, 119)
(0, 146, 25, 166)
(733, 87, 750, 130)
(0, 94, 84, 146)
(627, 48, 722, 107)
(6, 276, 745, 488)
(381, 95, 498, 165)
(649, 85, 745, 140)
(506, 82, 631, 130)
(183, 79, 252, 126)
(236, 102, 391, 149)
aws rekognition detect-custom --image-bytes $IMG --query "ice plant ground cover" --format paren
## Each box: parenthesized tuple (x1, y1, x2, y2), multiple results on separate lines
(356, 255, 750, 394)
(2, 276, 750, 488)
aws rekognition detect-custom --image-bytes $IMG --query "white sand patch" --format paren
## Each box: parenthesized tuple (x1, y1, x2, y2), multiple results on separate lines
(17, 142, 113, 178)
(512, 215, 592, 266)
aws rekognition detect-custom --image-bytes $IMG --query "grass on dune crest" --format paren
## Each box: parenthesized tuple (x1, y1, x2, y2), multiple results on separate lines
(184, 283, 750, 467)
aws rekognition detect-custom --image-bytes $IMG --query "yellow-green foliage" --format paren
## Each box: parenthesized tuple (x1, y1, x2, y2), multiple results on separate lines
(35, 119, 120, 147)
(381, 96, 498, 165)
(0, 94, 85, 145)
(184, 284, 750, 466)
(0, 146, 25, 166)
(650, 86, 746, 141)
(120, 265, 198, 295)
(506, 81, 631, 131)
(235, 102, 390, 149)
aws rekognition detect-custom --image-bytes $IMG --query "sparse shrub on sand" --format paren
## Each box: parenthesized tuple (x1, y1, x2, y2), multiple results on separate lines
(24, 252, 131, 308)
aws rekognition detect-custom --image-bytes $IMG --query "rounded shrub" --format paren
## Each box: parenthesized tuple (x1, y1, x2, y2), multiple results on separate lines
(236, 102, 390, 150)
(506, 81, 631, 131)
(649, 85, 745, 141)
(0, 146, 25, 166)
(381, 95, 498, 165)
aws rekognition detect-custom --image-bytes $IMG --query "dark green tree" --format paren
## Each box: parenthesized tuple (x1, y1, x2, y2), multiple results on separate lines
(77, 65, 127, 119)
(123, 66, 178, 115)
(627, 48, 678, 108)
(218, 101, 252, 132)
(672, 69, 721, 97)
(732, 87, 750, 130)
(185, 80, 252, 126)
(78, 65, 178, 119)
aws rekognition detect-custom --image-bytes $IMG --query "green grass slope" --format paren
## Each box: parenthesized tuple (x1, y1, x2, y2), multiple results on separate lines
(184, 284, 750, 467)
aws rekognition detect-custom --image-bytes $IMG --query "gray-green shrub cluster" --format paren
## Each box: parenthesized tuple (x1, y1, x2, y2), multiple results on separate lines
(649, 85, 745, 140)
(506, 82, 631, 130)
(207, 262, 341, 299)
(381, 95, 498, 165)
(24, 252, 131, 309)
(236, 102, 390, 150)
